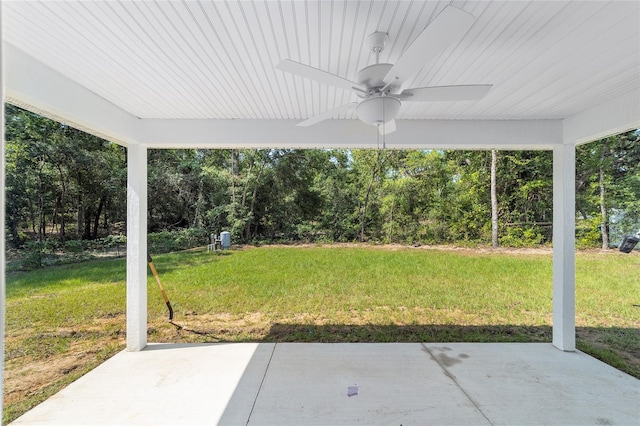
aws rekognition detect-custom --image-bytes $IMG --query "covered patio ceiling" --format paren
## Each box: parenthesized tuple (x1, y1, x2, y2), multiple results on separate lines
(1, 0, 639, 361)
(3, 0, 639, 149)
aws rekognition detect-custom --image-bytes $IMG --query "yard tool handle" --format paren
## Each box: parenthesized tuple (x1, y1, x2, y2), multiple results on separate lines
(147, 253, 175, 321)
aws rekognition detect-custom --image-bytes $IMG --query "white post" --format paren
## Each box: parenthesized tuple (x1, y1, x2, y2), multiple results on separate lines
(127, 143, 148, 351)
(552, 144, 576, 351)
(1, 4, 7, 419)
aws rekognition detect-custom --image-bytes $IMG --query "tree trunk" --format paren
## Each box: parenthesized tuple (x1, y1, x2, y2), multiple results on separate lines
(360, 151, 382, 242)
(491, 149, 499, 248)
(193, 179, 204, 228)
(92, 197, 106, 239)
(387, 198, 394, 242)
(231, 149, 239, 203)
(240, 155, 254, 210)
(57, 165, 67, 242)
(599, 142, 609, 250)
(77, 196, 84, 239)
(7, 213, 21, 247)
(230, 149, 239, 219)
(76, 171, 84, 239)
(103, 199, 109, 230)
(50, 196, 59, 237)
(246, 157, 266, 240)
(37, 159, 46, 243)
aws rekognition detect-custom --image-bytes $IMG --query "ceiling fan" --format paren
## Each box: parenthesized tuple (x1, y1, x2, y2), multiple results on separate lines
(276, 6, 492, 135)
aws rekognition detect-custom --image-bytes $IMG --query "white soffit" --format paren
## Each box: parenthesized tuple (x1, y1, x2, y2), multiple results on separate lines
(2, 0, 640, 147)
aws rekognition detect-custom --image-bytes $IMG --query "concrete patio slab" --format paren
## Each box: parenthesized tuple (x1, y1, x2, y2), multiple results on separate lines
(10, 343, 640, 425)
(425, 343, 640, 425)
(11, 343, 275, 425)
(250, 343, 488, 425)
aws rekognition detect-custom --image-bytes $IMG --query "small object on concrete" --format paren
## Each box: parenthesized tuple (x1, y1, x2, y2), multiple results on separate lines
(347, 385, 359, 397)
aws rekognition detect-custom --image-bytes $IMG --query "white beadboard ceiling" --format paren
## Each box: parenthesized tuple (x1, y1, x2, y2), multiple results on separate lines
(3, 0, 640, 124)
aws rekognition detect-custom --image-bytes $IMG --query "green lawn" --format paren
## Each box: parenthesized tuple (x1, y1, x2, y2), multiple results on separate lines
(4, 246, 640, 423)
(150, 247, 554, 323)
(147, 247, 637, 327)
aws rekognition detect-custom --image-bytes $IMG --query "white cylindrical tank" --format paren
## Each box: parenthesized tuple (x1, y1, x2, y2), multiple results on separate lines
(220, 231, 231, 249)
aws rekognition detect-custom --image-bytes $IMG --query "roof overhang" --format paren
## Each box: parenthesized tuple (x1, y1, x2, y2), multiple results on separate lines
(3, 1, 640, 149)
(8, 42, 637, 150)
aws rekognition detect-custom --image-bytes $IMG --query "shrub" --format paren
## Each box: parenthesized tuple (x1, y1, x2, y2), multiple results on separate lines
(22, 241, 44, 270)
(499, 226, 544, 248)
(63, 240, 84, 253)
(147, 228, 209, 254)
(576, 217, 602, 249)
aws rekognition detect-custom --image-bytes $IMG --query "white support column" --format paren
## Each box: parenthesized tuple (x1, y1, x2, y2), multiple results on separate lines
(552, 144, 576, 351)
(1, 4, 7, 420)
(126, 143, 148, 351)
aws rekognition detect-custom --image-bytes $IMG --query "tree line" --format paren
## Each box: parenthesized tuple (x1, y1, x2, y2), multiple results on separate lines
(5, 105, 640, 251)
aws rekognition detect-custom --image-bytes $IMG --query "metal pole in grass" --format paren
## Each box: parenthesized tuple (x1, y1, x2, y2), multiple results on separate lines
(146, 254, 218, 336)
(147, 253, 175, 321)
(618, 231, 640, 307)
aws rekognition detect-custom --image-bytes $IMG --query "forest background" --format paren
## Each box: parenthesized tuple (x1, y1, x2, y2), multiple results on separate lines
(5, 104, 640, 268)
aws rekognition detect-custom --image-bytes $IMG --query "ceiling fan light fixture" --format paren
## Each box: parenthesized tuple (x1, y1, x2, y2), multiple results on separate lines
(356, 96, 401, 126)
(277, 6, 489, 133)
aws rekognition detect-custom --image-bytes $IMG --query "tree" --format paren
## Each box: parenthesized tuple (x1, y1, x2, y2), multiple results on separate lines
(498, 151, 553, 245)
(5, 105, 126, 246)
(445, 150, 492, 242)
(316, 150, 359, 242)
(491, 149, 499, 247)
(6, 102, 636, 252)
(598, 140, 610, 249)
(357, 149, 385, 242)
(576, 130, 640, 248)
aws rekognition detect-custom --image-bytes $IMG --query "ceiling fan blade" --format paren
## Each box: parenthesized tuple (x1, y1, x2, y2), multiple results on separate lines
(400, 84, 492, 101)
(383, 6, 476, 86)
(378, 119, 396, 135)
(277, 59, 363, 92)
(297, 103, 358, 127)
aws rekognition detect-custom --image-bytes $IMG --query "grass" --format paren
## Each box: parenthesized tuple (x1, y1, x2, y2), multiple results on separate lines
(4, 245, 640, 424)
(149, 248, 553, 323)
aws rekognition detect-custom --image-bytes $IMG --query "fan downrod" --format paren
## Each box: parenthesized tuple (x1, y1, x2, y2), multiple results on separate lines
(366, 32, 389, 62)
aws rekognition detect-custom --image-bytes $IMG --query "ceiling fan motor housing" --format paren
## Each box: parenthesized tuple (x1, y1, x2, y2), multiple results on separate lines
(356, 96, 401, 125)
(355, 63, 394, 97)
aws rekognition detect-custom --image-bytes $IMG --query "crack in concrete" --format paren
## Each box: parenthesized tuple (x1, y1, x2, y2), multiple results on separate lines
(246, 343, 277, 425)
(421, 343, 494, 426)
